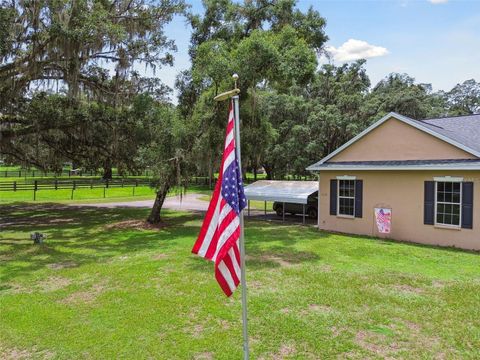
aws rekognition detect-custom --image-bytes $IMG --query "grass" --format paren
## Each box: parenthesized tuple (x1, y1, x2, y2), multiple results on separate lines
(0, 185, 212, 204)
(0, 175, 152, 183)
(1, 204, 479, 359)
(0, 165, 22, 171)
(0, 186, 156, 203)
(198, 194, 274, 212)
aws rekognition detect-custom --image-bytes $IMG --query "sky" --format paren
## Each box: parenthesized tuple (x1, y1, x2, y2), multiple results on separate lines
(155, 0, 480, 101)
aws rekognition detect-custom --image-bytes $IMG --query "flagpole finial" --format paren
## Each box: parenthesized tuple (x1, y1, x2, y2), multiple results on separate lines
(213, 74, 240, 101)
(232, 73, 239, 89)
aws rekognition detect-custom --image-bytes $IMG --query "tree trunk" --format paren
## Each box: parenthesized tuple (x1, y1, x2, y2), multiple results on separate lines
(263, 164, 274, 180)
(208, 160, 213, 189)
(147, 186, 169, 224)
(253, 167, 257, 181)
(103, 162, 113, 180)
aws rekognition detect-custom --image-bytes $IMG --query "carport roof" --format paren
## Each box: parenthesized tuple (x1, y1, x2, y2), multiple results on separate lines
(244, 180, 318, 204)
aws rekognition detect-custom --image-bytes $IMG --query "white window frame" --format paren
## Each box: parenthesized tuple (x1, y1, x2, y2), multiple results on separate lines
(337, 178, 355, 217)
(434, 178, 463, 228)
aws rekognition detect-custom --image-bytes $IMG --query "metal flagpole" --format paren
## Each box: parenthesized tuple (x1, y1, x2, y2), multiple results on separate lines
(214, 74, 249, 359)
(233, 94, 250, 360)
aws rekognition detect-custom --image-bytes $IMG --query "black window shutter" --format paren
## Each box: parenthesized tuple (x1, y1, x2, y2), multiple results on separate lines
(424, 181, 435, 225)
(462, 182, 474, 229)
(330, 179, 337, 215)
(355, 180, 363, 218)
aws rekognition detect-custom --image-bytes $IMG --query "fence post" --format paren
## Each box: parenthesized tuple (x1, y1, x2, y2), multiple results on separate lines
(34, 180, 38, 201)
(71, 180, 76, 200)
(104, 180, 108, 198)
(13, 181, 16, 192)
(55, 179, 58, 190)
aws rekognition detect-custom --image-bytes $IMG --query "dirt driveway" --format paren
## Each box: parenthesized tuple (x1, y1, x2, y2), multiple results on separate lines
(74, 193, 316, 225)
(73, 193, 209, 211)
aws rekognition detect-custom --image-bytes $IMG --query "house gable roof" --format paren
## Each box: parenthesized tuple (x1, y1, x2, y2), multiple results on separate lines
(413, 114, 480, 154)
(307, 112, 480, 171)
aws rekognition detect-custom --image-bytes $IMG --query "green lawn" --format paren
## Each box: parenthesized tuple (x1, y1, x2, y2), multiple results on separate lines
(0, 185, 212, 204)
(1, 204, 479, 359)
(198, 194, 274, 212)
(0, 165, 22, 171)
(0, 186, 156, 203)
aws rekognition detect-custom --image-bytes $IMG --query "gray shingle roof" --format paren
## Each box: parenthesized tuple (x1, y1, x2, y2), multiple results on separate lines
(412, 114, 480, 153)
(308, 159, 480, 170)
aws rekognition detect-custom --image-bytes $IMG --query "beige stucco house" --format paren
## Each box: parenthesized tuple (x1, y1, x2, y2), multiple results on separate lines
(307, 112, 480, 251)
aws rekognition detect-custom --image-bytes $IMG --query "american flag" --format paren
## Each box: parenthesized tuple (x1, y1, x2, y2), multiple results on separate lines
(192, 101, 246, 296)
(377, 209, 387, 223)
(375, 208, 392, 234)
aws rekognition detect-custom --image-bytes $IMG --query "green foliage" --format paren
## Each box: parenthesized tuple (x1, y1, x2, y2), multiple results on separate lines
(3, 93, 156, 175)
(366, 73, 444, 119)
(136, 95, 186, 187)
(192, 40, 232, 89)
(307, 61, 371, 157)
(446, 79, 480, 115)
(0, 0, 184, 174)
(258, 92, 310, 178)
(0, 0, 185, 100)
(183, 0, 326, 180)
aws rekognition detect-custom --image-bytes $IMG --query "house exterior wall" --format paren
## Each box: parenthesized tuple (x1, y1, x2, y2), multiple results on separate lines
(318, 170, 480, 250)
(329, 117, 477, 162)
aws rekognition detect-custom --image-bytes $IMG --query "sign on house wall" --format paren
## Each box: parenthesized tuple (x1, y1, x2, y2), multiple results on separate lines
(375, 208, 392, 234)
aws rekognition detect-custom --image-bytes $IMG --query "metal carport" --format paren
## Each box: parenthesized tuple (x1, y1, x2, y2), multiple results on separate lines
(244, 180, 318, 225)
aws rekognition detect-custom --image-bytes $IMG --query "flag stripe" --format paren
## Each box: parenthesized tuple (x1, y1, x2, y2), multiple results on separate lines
(215, 262, 234, 297)
(197, 194, 222, 258)
(192, 173, 223, 255)
(213, 214, 239, 261)
(217, 260, 237, 294)
(221, 251, 239, 285)
(229, 247, 241, 282)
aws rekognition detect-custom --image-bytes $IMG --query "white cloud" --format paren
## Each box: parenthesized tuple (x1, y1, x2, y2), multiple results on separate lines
(325, 39, 389, 62)
(428, 0, 448, 4)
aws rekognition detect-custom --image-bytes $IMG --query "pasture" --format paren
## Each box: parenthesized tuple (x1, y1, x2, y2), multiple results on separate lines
(1, 203, 479, 359)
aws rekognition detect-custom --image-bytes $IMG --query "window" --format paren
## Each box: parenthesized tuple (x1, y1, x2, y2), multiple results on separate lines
(435, 181, 461, 227)
(338, 179, 355, 216)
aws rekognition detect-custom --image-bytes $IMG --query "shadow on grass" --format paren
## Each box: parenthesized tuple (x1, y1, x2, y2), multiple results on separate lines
(186, 218, 324, 272)
(3, 202, 472, 288)
(0, 203, 202, 284)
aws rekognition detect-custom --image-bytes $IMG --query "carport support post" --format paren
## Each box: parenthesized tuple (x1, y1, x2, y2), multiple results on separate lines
(264, 201, 267, 219)
(303, 204, 305, 225)
(283, 202, 285, 222)
(248, 200, 250, 217)
(317, 174, 320, 229)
